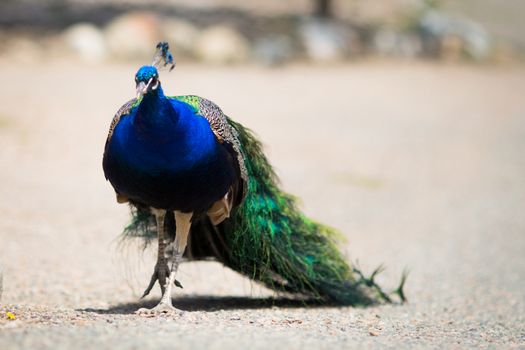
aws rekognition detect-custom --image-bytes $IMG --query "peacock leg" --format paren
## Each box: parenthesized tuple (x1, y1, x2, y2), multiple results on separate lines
(137, 210, 193, 315)
(139, 208, 169, 299)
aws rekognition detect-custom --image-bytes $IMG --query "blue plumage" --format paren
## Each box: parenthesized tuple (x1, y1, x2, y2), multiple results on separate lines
(103, 66, 236, 212)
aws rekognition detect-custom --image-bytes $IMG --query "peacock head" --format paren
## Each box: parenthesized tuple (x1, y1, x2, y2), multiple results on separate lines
(134, 42, 175, 99)
(135, 65, 160, 99)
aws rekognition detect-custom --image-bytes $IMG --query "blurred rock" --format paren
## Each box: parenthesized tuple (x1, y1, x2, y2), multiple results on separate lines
(252, 36, 294, 66)
(2, 38, 42, 63)
(298, 18, 359, 62)
(105, 11, 161, 60)
(63, 23, 107, 63)
(161, 18, 200, 58)
(348, 0, 428, 26)
(195, 25, 250, 64)
(440, 34, 464, 61)
(492, 43, 517, 64)
(373, 28, 422, 58)
(419, 10, 492, 60)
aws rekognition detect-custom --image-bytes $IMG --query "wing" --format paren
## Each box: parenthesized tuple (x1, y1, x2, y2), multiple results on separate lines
(104, 98, 139, 147)
(103, 98, 140, 203)
(170, 95, 248, 201)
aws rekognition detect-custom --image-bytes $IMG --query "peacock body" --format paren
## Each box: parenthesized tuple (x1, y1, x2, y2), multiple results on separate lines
(103, 43, 404, 314)
(103, 85, 236, 212)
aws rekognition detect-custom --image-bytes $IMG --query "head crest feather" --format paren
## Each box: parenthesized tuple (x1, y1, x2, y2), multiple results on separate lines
(152, 42, 175, 72)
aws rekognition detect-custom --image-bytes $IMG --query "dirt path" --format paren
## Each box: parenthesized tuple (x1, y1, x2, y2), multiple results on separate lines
(0, 61, 524, 348)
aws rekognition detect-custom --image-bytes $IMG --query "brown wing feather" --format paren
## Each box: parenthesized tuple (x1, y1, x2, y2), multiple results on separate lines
(104, 98, 138, 203)
(105, 98, 138, 146)
(194, 97, 249, 195)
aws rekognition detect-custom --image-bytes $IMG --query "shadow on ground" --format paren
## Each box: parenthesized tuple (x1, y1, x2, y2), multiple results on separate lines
(79, 296, 333, 315)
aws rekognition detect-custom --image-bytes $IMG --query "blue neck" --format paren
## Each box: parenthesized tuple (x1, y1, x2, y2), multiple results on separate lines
(136, 85, 176, 127)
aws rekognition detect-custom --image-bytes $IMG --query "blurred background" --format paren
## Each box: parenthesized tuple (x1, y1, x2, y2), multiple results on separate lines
(0, 0, 524, 64)
(0, 1, 524, 348)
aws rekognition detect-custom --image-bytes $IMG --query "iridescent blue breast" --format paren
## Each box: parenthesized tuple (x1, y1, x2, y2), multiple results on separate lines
(103, 91, 236, 212)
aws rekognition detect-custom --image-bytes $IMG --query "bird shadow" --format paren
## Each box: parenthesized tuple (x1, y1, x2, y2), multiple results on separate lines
(78, 295, 331, 315)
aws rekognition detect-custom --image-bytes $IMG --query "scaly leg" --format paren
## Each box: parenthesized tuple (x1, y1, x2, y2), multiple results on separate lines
(140, 208, 169, 298)
(137, 210, 193, 315)
(157, 211, 193, 309)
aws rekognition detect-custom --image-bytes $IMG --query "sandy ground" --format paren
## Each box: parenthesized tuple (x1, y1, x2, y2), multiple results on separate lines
(0, 60, 524, 349)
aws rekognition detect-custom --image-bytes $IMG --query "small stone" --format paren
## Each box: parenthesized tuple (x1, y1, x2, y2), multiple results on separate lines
(369, 329, 380, 336)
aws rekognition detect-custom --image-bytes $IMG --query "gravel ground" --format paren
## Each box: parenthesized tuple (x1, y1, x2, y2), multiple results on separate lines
(0, 60, 524, 349)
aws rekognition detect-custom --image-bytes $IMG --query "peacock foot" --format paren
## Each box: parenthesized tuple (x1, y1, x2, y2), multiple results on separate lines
(141, 263, 184, 299)
(136, 301, 185, 316)
(141, 261, 170, 298)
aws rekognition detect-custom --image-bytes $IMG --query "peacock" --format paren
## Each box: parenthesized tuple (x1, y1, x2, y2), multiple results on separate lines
(102, 43, 405, 314)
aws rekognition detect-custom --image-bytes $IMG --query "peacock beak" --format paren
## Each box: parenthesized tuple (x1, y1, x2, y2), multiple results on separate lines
(136, 78, 153, 99)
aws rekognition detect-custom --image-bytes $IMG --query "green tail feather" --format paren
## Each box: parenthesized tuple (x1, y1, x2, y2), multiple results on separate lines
(223, 118, 399, 305)
(122, 119, 405, 305)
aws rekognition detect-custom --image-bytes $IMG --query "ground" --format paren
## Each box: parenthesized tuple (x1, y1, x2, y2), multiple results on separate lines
(0, 61, 524, 349)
